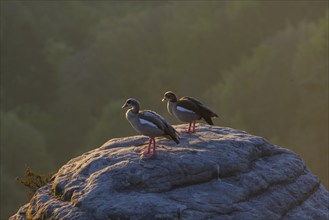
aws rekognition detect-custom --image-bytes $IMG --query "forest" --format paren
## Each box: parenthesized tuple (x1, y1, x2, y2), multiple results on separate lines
(1, 1, 328, 219)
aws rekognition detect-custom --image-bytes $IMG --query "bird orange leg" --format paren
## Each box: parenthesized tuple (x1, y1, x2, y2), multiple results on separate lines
(182, 122, 192, 133)
(152, 138, 157, 156)
(144, 138, 156, 158)
(192, 121, 196, 133)
(143, 138, 152, 155)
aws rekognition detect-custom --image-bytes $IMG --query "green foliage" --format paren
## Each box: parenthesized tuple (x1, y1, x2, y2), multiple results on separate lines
(0, 112, 54, 174)
(1, 1, 328, 218)
(206, 14, 328, 187)
(1, 167, 26, 219)
(85, 101, 135, 151)
(0, 112, 54, 218)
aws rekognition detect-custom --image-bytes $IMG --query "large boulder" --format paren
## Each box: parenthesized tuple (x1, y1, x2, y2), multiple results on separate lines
(10, 124, 329, 220)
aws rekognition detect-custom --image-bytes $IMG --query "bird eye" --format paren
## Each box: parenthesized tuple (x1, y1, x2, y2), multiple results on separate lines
(127, 100, 131, 104)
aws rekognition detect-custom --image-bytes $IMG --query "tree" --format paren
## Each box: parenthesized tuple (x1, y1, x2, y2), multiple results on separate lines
(205, 13, 328, 187)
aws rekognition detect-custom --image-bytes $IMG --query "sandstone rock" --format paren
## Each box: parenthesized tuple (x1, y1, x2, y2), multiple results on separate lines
(10, 124, 329, 220)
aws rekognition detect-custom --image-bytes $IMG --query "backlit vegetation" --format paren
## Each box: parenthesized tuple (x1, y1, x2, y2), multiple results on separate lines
(1, 1, 328, 219)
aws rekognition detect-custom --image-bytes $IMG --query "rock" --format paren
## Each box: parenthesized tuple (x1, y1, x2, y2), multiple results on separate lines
(10, 124, 329, 220)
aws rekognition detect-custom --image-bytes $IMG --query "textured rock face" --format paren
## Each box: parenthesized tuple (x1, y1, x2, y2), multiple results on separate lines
(10, 124, 329, 220)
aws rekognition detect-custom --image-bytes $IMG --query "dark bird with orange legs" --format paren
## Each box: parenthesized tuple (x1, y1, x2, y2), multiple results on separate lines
(162, 91, 218, 133)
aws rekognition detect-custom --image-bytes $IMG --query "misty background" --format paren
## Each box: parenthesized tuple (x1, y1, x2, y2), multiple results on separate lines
(1, 1, 328, 219)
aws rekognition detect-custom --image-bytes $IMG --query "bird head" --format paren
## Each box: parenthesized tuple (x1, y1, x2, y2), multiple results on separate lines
(162, 91, 177, 102)
(122, 98, 139, 109)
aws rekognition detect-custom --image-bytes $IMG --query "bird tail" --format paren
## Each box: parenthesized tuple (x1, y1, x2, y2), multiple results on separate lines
(165, 124, 180, 144)
(171, 134, 180, 144)
(203, 116, 214, 125)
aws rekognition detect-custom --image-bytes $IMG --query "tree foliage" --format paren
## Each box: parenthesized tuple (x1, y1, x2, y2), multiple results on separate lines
(206, 13, 328, 187)
(1, 1, 328, 218)
(0, 112, 54, 218)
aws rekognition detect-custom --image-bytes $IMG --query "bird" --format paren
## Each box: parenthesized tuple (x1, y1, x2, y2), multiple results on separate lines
(162, 91, 218, 133)
(122, 98, 179, 158)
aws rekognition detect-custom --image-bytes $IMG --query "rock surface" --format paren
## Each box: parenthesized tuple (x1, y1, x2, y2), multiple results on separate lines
(10, 124, 329, 220)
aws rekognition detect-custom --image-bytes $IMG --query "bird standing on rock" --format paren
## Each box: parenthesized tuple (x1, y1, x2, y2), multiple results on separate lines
(122, 98, 179, 158)
(162, 91, 218, 133)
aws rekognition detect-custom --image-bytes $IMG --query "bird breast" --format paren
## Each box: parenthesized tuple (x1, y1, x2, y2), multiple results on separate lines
(167, 101, 175, 116)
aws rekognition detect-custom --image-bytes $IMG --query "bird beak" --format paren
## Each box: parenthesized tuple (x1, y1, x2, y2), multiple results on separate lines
(122, 103, 128, 108)
(162, 97, 167, 102)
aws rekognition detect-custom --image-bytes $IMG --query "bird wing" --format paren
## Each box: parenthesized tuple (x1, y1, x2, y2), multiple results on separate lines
(140, 110, 176, 131)
(176, 98, 200, 114)
(139, 110, 179, 144)
(180, 96, 218, 117)
(139, 110, 166, 130)
(140, 110, 179, 138)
